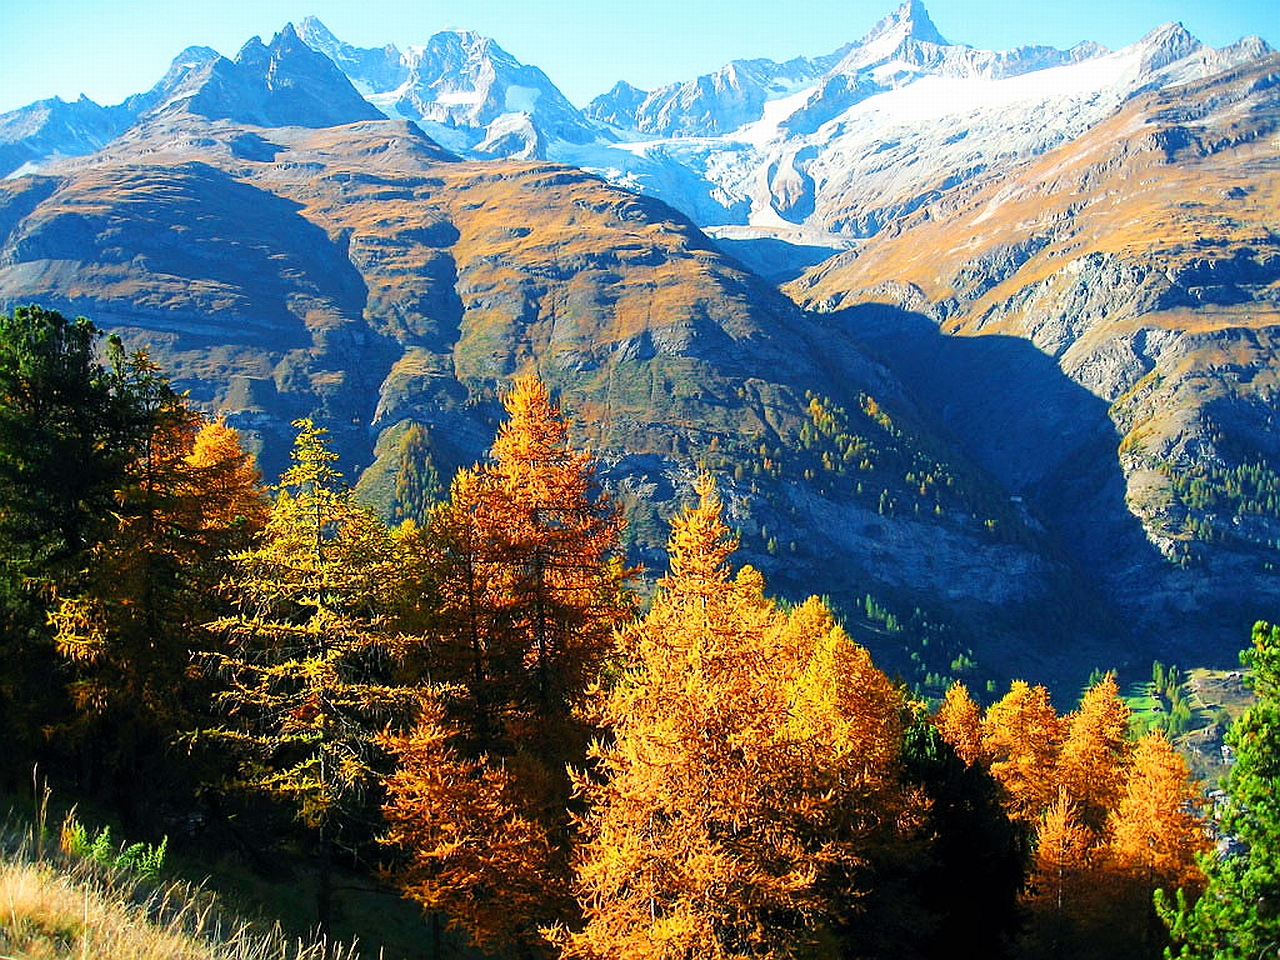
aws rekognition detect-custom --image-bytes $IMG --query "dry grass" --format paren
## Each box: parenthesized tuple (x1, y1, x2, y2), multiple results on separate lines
(0, 813, 359, 960)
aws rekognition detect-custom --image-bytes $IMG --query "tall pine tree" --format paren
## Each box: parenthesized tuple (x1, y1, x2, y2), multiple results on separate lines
(0, 306, 170, 785)
(382, 375, 635, 956)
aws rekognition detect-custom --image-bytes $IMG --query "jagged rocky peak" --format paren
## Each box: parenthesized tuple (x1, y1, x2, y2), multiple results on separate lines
(585, 81, 649, 128)
(295, 15, 344, 53)
(168, 22, 384, 129)
(1134, 21, 1205, 71)
(164, 46, 222, 78)
(295, 17, 407, 93)
(240, 22, 326, 75)
(234, 35, 271, 73)
(117, 45, 222, 117)
(293, 21, 596, 156)
(861, 0, 950, 48)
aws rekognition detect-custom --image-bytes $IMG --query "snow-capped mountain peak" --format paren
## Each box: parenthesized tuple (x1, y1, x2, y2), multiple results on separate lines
(550, 0, 1272, 245)
(1133, 21, 1204, 73)
(295, 22, 598, 158)
(860, 0, 950, 49)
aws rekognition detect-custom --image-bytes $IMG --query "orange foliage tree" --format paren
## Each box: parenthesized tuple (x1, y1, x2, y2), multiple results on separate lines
(981, 680, 1065, 825)
(555, 475, 916, 960)
(1056, 674, 1131, 833)
(1023, 790, 1103, 958)
(957, 674, 1207, 960)
(379, 695, 565, 956)
(934, 680, 984, 765)
(1105, 730, 1207, 955)
(382, 374, 635, 956)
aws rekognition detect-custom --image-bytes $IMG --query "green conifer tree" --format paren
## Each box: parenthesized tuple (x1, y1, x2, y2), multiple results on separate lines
(1159, 621, 1280, 959)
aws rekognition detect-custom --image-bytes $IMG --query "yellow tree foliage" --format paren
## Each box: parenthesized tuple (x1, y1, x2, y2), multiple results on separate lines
(1109, 731, 1207, 889)
(379, 696, 570, 954)
(482, 373, 634, 715)
(1057, 673, 1131, 833)
(184, 418, 270, 537)
(204, 419, 414, 933)
(934, 681, 984, 765)
(557, 476, 914, 960)
(50, 401, 268, 806)
(1105, 729, 1208, 954)
(1022, 790, 1107, 958)
(981, 681, 1065, 825)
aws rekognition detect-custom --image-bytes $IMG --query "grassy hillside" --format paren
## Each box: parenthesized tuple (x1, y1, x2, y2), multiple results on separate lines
(0, 815, 354, 960)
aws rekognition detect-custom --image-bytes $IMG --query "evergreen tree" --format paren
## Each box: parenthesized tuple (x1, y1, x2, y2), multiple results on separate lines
(50, 408, 268, 821)
(1160, 621, 1280, 959)
(0, 306, 123, 580)
(900, 717, 1026, 960)
(390, 422, 443, 527)
(0, 305, 166, 784)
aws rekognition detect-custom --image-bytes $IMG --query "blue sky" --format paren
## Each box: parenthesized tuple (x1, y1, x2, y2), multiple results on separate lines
(2, 0, 1275, 114)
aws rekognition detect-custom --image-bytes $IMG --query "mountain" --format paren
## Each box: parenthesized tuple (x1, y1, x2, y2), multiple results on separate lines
(556, 10, 1272, 246)
(0, 95, 130, 179)
(295, 17, 598, 158)
(585, 55, 843, 139)
(785, 52, 1280, 647)
(0, 28, 379, 178)
(0, 102, 1085, 683)
(166, 24, 384, 129)
(0, 2, 1276, 685)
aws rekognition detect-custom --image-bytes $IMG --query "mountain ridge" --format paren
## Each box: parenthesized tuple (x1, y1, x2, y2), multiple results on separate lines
(0, 1, 1276, 685)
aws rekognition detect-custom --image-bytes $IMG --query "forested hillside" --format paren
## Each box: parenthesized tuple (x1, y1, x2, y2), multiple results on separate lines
(2, 303, 1277, 960)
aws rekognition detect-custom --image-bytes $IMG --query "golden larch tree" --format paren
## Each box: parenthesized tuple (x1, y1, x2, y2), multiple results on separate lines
(981, 680, 1065, 825)
(1056, 673, 1131, 833)
(557, 475, 914, 960)
(1022, 789, 1107, 959)
(934, 680, 984, 765)
(184, 418, 270, 537)
(379, 695, 567, 955)
(203, 418, 414, 934)
(383, 375, 635, 956)
(1105, 729, 1208, 955)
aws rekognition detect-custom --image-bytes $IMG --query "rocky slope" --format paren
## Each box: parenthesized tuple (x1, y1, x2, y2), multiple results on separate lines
(0, 98, 1075, 681)
(785, 54, 1280, 656)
